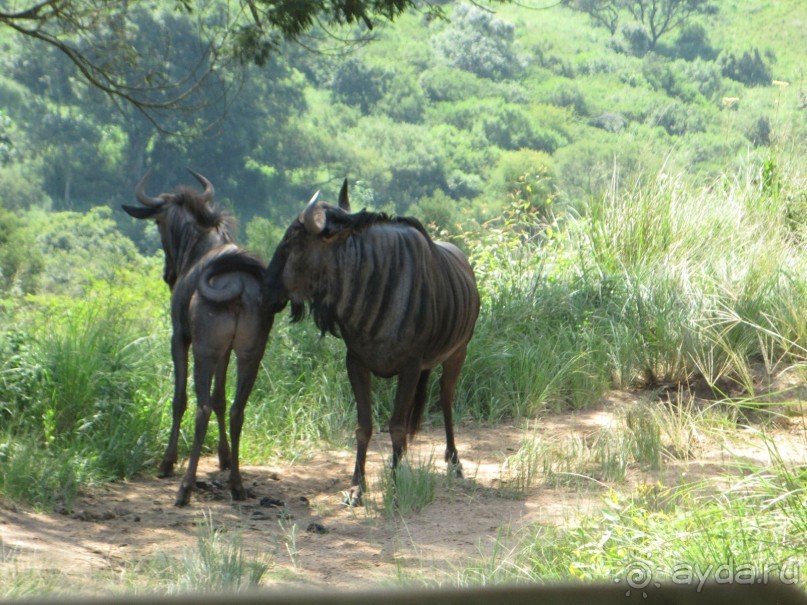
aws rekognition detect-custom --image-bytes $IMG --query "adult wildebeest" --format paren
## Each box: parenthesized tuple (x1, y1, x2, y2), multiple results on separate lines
(123, 169, 281, 506)
(266, 180, 480, 505)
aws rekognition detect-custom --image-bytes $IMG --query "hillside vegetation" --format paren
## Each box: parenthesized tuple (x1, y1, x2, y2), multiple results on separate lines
(0, 0, 806, 582)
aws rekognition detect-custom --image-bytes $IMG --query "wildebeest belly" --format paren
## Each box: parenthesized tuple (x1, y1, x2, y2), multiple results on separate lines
(341, 328, 469, 377)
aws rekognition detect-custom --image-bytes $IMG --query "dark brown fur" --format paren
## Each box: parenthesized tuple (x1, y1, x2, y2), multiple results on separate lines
(266, 180, 480, 505)
(123, 170, 281, 506)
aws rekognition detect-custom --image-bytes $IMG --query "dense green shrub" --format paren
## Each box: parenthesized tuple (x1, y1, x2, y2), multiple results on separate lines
(487, 149, 557, 218)
(718, 48, 774, 86)
(674, 22, 717, 61)
(617, 23, 653, 57)
(330, 57, 392, 113)
(746, 115, 772, 147)
(647, 99, 707, 136)
(432, 4, 522, 80)
(419, 67, 488, 102)
(347, 116, 448, 210)
(0, 262, 170, 507)
(678, 58, 724, 101)
(375, 71, 428, 123)
(545, 81, 589, 115)
(0, 208, 44, 294)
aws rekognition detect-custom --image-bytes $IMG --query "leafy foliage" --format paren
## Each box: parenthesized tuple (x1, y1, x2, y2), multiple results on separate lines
(566, 0, 717, 48)
(673, 22, 716, 60)
(718, 48, 774, 86)
(433, 4, 522, 80)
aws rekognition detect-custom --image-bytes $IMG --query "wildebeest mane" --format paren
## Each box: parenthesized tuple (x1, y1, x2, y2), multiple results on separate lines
(341, 209, 432, 241)
(162, 187, 237, 288)
(171, 186, 236, 233)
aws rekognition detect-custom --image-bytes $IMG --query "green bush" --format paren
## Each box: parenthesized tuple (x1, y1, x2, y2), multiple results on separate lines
(331, 57, 391, 113)
(432, 4, 522, 80)
(719, 48, 774, 86)
(674, 22, 717, 61)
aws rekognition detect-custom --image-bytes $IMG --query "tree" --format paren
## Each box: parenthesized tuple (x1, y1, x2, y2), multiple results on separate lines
(331, 57, 392, 113)
(564, 0, 620, 34)
(1, 2, 228, 131)
(622, 0, 716, 48)
(433, 4, 522, 80)
(0, 1, 489, 129)
(565, 0, 716, 50)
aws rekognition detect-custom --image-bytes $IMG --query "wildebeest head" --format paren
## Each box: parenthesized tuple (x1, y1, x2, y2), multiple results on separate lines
(268, 179, 355, 322)
(122, 169, 234, 289)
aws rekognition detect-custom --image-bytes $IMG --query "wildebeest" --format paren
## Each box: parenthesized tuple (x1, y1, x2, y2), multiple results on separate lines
(266, 180, 480, 505)
(123, 169, 281, 506)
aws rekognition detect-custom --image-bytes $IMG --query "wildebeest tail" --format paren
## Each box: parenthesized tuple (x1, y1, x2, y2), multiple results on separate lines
(197, 249, 267, 304)
(406, 370, 431, 438)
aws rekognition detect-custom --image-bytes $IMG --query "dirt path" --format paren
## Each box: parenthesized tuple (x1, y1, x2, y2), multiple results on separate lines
(2, 401, 805, 592)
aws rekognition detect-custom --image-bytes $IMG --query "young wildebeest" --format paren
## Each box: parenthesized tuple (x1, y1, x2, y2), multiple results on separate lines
(266, 180, 480, 505)
(123, 170, 281, 506)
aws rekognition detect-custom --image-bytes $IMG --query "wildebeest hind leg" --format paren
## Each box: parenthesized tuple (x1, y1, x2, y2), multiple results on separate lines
(175, 354, 218, 507)
(227, 347, 265, 502)
(211, 355, 232, 471)
(388, 362, 423, 473)
(160, 334, 189, 478)
(440, 346, 467, 479)
(346, 351, 373, 507)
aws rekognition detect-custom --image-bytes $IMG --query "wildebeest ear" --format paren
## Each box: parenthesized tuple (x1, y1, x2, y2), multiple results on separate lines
(122, 204, 160, 219)
(338, 179, 350, 212)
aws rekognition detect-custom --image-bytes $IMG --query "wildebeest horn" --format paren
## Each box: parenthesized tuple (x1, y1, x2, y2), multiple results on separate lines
(135, 169, 164, 208)
(302, 191, 326, 235)
(187, 168, 214, 202)
(338, 178, 350, 212)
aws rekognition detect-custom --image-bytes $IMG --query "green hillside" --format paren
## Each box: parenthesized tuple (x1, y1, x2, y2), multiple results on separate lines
(1, 0, 804, 233)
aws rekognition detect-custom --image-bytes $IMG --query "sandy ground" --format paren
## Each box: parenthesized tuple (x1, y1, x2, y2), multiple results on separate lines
(1, 394, 805, 593)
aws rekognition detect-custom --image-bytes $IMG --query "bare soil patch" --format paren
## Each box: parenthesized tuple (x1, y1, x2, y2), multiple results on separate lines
(2, 394, 805, 592)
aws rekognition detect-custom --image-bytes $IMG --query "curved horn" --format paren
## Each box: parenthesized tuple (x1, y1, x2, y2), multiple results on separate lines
(338, 178, 350, 211)
(187, 168, 215, 202)
(134, 169, 164, 208)
(302, 191, 326, 235)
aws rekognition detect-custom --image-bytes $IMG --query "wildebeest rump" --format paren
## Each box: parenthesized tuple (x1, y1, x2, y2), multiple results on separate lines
(123, 170, 281, 506)
(266, 180, 480, 505)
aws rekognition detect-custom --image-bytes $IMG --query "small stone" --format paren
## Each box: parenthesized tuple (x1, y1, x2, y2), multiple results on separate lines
(306, 522, 327, 534)
(259, 496, 284, 508)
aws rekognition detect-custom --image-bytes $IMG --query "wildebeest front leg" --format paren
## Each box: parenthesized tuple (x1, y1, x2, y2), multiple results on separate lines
(159, 334, 190, 478)
(439, 346, 467, 478)
(346, 351, 373, 507)
(211, 355, 232, 471)
(175, 352, 218, 507)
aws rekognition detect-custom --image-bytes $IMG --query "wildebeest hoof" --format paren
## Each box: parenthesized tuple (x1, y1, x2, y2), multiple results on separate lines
(230, 485, 247, 501)
(157, 462, 175, 478)
(448, 462, 464, 479)
(342, 487, 362, 507)
(174, 487, 192, 507)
